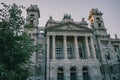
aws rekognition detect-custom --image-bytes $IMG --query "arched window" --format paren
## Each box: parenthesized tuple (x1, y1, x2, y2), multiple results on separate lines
(98, 23, 101, 27)
(30, 20, 33, 24)
(67, 45, 73, 59)
(30, 14, 35, 17)
(114, 45, 119, 53)
(96, 17, 100, 21)
(57, 68, 64, 80)
(83, 67, 90, 80)
(29, 14, 35, 25)
(70, 67, 77, 80)
(105, 53, 111, 60)
(116, 55, 120, 62)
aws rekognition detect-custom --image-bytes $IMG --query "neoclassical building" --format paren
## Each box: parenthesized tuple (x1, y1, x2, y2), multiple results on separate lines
(26, 5, 120, 80)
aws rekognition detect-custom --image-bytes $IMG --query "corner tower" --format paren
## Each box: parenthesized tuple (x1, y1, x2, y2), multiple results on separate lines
(88, 8, 107, 35)
(25, 5, 40, 64)
(26, 5, 40, 27)
(88, 8, 120, 80)
(88, 8, 111, 61)
(26, 5, 46, 80)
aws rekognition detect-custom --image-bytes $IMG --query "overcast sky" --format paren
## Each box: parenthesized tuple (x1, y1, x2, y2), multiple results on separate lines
(0, 0, 120, 38)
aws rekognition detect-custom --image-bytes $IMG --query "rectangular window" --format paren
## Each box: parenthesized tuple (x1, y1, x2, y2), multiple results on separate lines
(67, 45, 73, 59)
(79, 45, 83, 58)
(98, 23, 101, 27)
(56, 45, 63, 59)
(109, 66, 113, 74)
(114, 45, 119, 53)
(105, 53, 111, 60)
(101, 41, 108, 49)
(30, 20, 33, 24)
(36, 67, 42, 76)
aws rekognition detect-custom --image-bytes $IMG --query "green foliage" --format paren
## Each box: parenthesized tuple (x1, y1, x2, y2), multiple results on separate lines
(24, 23, 34, 29)
(0, 3, 35, 80)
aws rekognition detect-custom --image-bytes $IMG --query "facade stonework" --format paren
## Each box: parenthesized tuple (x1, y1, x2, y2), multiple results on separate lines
(26, 5, 120, 80)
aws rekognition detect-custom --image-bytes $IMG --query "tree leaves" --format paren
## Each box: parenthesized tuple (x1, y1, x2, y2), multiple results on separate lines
(0, 3, 35, 80)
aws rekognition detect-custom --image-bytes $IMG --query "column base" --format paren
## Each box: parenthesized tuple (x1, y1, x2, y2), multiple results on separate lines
(76, 57, 80, 60)
(64, 58, 69, 61)
(93, 58, 98, 60)
(51, 58, 56, 61)
(87, 56, 91, 59)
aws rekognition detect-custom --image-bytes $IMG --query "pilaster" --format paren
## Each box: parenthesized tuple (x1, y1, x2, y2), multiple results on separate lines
(52, 35, 56, 60)
(63, 36, 68, 60)
(85, 36, 91, 58)
(74, 36, 79, 59)
(90, 36, 96, 59)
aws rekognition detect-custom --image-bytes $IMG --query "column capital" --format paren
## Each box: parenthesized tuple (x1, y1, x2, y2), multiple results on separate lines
(85, 36, 89, 38)
(74, 35, 78, 38)
(74, 35, 78, 36)
(63, 35, 67, 37)
(52, 35, 56, 37)
(46, 35, 50, 37)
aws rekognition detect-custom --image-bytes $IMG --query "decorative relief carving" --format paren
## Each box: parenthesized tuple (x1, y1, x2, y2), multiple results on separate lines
(50, 24, 88, 31)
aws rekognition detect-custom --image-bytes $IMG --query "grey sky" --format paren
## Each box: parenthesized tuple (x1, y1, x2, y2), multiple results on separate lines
(0, 0, 120, 38)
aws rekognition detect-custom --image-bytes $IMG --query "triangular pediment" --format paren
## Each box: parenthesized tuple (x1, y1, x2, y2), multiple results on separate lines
(46, 22, 92, 31)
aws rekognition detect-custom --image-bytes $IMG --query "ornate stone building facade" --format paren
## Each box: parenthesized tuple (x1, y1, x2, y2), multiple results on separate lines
(26, 5, 120, 80)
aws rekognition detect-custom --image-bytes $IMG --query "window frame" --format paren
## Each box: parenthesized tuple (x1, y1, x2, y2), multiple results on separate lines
(56, 44, 63, 59)
(67, 45, 73, 59)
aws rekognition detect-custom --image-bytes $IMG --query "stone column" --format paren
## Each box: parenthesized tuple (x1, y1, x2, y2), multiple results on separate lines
(47, 35, 50, 59)
(63, 36, 68, 59)
(74, 36, 79, 59)
(85, 36, 90, 58)
(52, 35, 56, 59)
(65, 67, 70, 80)
(90, 36, 96, 59)
(46, 35, 50, 80)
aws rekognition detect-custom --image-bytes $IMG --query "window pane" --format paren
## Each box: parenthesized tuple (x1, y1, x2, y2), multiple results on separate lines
(114, 45, 119, 53)
(79, 45, 83, 58)
(83, 67, 90, 80)
(67, 45, 73, 59)
(57, 68, 64, 80)
(56, 45, 63, 59)
(70, 68, 77, 80)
